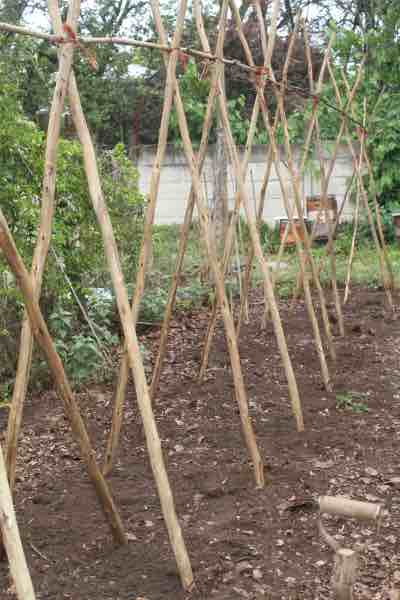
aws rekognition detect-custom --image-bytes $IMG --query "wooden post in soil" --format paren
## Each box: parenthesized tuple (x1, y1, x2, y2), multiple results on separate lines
(260, 222, 290, 328)
(291, 167, 356, 312)
(328, 66, 393, 309)
(226, 4, 336, 366)
(199, 7, 300, 376)
(104, 0, 231, 472)
(289, 56, 365, 305)
(344, 176, 361, 304)
(194, 0, 305, 430)
(339, 68, 395, 296)
(103, 0, 198, 475)
(149, 0, 240, 402)
(255, 15, 335, 372)
(0, 210, 127, 546)
(344, 100, 366, 304)
(318, 496, 382, 600)
(361, 147, 395, 290)
(151, 0, 267, 486)
(5, 0, 81, 494)
(225, 5, 332, 389)
(232, 13, 302, 334)
(258, 34, 338, 363)
(303, 26, 345, 336)
(49, 1, 194, 589)
(0, 443, 36, 600)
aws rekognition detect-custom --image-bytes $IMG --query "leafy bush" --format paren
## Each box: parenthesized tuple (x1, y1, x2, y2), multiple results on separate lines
(0, 63, 145, 389)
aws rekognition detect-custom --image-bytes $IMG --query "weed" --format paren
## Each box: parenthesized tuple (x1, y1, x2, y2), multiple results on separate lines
(335, 391, 370, 413)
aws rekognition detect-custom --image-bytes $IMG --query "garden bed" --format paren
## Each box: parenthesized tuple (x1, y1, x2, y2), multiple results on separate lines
(0, 287, 399, 600)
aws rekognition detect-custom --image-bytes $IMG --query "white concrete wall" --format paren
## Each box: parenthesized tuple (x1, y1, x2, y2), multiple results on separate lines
(137, 144, 355, 226)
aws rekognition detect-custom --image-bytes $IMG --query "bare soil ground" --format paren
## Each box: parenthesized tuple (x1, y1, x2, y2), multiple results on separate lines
(1, 287, 400, 600)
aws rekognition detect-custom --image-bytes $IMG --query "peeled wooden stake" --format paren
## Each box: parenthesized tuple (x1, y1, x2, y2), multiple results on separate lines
(319, 495, 382, 522)
(0, 443, 36, 600)
(0, 208, 127, 546)
(319, 495, 383, 600)
(332, 548, 358, 600)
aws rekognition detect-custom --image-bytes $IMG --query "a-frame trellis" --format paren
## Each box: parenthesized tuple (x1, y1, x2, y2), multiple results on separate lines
(0, 0, 395, 596)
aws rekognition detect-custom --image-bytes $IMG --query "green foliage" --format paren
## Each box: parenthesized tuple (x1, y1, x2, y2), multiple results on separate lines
(335, 391, 370, 414)
(169, 61, 213, 146)
(0, 62, 145, 389)
(48, 307, 104, 385)
(139, 288, 169, 323)
(169, 60, 253, 147)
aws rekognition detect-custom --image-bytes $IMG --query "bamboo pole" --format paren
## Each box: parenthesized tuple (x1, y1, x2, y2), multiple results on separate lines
(303, 26, 345, 336)
(195, 0, 305, 430)
(260, 221, 290, 328)
(344, 178, 361, 304)
(105, 0, 232, 472)
(232, 11, 335, 346)
(0, 443, 36, 600)
(148, 0, 264, 487)
(344, 100, 366, 304)
(224, 4, 332, 388)
(340, 69, 395, 296)
(290, 57, 365, 304)
(48, 1, 194, 588)
(147, 0, 230, 400)
(199, 2, 299, 377)
(292, 162, 356, 307)
(0, 210, 127, 546)
(5, 0, 81, 494)
(150, 0, 267, 486)
(328, 66, 393, 308)
(254, 9, 336, 376)
(0, 21, 257, 74)
(260, 50, 338, 362)
(104, 0, 194, 475)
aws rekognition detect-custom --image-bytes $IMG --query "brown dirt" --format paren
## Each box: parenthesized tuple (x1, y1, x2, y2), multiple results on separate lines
(1, 287, 400, 600)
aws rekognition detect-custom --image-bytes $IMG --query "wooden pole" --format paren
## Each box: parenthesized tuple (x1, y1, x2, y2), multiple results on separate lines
(339, 68, 395, 298)
(105, 0, 234, 472)
(0, 443, 36, 600)
(0, 20, 269, 76)
(224, 5, 331, 389)
(344, 176, 361, 304)
(303, 26, 345, 336)
(199, 2, 299, 378)
(328, 66, 393, 308)
(0, 210, 127, 546)
(332, 548, 358, 600)
(260, 47, 337, 362)
(195, 0, 305, 431)
(147, 0, 231, 400)
(48, 0, 194, 588)
(290, 56, 365, 304)
(5, 0, 81, 494)
(292, 167, 356, 305)
(104, 0, 194, 475)
(151, 0, 267, 486)
(260, 221, 290, 328)
(233, 2, 301, 337)
(344, 100, 366, 305)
